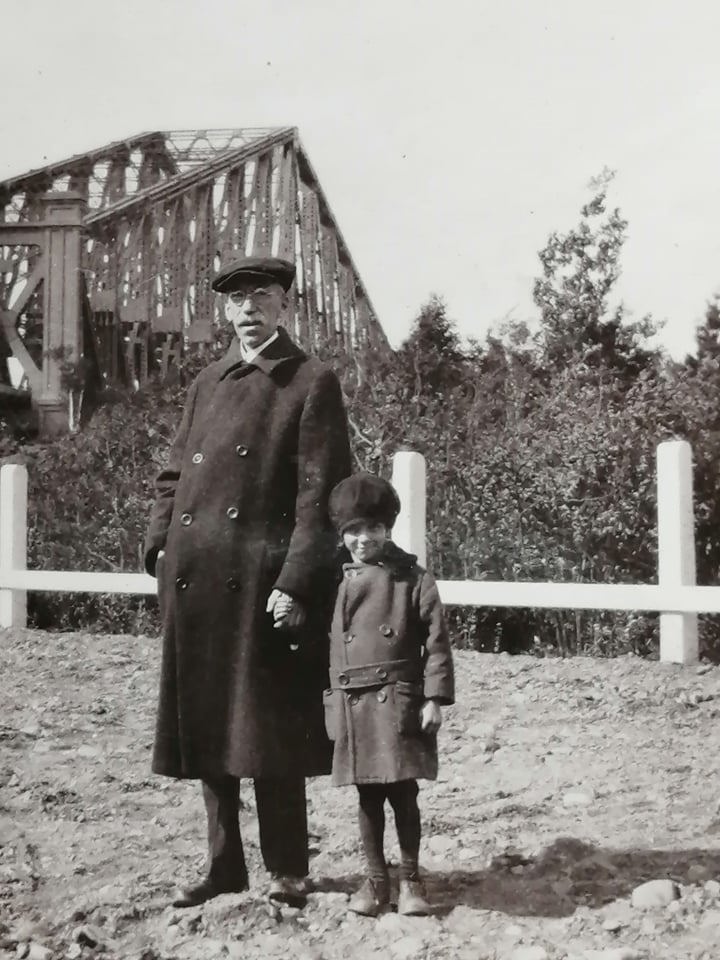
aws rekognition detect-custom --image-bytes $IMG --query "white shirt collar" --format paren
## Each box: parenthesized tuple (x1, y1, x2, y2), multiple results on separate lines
(239, 329, 280, 363)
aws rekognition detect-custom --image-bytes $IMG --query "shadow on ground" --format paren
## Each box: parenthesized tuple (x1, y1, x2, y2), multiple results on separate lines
(406, 837, 720, 917)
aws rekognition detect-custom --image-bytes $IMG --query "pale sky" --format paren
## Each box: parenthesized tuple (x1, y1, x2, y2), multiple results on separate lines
(2, 0, 719, 356)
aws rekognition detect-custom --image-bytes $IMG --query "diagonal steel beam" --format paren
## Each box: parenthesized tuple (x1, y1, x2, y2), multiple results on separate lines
(86, 128, 296, 226)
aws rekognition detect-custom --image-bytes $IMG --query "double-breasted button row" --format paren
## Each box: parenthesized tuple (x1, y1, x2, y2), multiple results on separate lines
(177, 576, 240, 591)
(192, 448, 248, 462)
(349, 690, 387, 705)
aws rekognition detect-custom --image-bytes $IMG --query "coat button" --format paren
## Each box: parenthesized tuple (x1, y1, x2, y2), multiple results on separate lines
(192, 452, 203, 464)
(379, 624, 394, 637)
(338, 673, 349, 686)
(226, 506, 239, 520)
(344, 633, 355, 644)
(349, 694, 360, 705)
(376, 668, 388, 680)
(175, 577, 188, 590)
(376, 690, 387, 703)
(236, 444, 249, 457)
(226, 578, 240, 591)
(180, 513, 193, 526)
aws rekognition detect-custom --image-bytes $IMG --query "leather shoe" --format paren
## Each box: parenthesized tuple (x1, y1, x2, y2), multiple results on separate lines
(348, 877, 390, 917)
(172, 875, 248, 908)
(268, 874, 311, 907)
(397, 878, 430, 916)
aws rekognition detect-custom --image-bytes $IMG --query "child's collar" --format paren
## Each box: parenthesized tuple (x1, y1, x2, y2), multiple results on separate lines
(342, 540, 417, 573)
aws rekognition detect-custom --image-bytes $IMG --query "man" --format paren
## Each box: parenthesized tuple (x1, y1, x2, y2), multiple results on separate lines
(144, 254, 352, 908)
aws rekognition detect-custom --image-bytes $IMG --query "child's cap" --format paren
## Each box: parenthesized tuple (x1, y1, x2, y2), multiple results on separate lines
(329, 473, 401, 534)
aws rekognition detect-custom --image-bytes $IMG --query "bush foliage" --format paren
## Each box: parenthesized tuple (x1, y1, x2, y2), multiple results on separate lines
(6, 178, 720, 657)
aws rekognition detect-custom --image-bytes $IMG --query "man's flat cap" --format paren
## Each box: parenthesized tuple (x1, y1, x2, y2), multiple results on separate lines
(211, 256, 296, 293)
(329, 473, 402, 534)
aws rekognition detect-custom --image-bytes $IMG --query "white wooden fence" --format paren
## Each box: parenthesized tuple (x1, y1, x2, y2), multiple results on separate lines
(0, 440, 717, 664)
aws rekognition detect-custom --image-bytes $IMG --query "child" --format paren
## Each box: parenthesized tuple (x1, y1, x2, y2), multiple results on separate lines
(324, 473, 455, 917)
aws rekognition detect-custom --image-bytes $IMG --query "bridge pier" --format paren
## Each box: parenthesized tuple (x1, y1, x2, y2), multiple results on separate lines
(38, 193, 85, 436)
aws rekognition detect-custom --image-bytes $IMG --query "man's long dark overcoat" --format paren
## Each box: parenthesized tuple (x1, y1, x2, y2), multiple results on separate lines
(144, 328, 351, 780)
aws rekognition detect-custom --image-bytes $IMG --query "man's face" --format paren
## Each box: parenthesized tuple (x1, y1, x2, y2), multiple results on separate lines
(224, 282, 287, 348)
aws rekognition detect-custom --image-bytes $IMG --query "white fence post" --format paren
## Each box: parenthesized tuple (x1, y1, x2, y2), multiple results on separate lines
(657, 440, 698, 664)
(0, 463, 28, 628)
(391, 451, 426, 567)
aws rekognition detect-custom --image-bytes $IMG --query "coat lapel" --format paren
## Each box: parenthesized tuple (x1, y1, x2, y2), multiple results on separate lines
(216, 327, 306, 382)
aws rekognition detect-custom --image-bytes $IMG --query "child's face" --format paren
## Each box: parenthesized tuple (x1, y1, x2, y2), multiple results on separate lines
(342, 520, 388, 563)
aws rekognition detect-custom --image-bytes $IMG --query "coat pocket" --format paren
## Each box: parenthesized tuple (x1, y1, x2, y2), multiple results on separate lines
(323, 688, 338, 741)
(394, 680, 424, 736)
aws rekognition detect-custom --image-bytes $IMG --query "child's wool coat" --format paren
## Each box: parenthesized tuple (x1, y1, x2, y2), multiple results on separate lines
(325, 542, 455, 786)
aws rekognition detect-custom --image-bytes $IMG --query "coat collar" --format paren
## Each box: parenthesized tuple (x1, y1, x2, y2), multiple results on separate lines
(216, 326, 306, 381)
(342, 540, 418, 576)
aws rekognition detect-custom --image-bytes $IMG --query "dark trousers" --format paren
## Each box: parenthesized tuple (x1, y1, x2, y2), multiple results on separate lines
(202, 775, 309, 883)
(356, 779, 421, 881)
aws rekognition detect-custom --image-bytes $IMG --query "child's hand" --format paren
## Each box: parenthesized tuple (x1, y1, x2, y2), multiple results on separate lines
(420, 699, 442, 734)
(266, 589, 306, 629)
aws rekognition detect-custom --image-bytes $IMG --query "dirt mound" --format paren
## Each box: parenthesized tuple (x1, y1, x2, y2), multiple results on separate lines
(2, 629, 719, 959)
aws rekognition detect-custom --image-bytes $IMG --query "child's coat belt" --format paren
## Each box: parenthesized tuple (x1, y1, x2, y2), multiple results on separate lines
(329, 659, 421, 691)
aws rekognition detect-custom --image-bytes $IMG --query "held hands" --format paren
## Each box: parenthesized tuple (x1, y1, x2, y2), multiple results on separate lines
(266, 589, 306, 630)
(420, 699, 442, 734)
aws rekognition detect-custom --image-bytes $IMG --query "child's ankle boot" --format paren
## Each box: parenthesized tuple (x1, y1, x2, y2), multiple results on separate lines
(397, 878, 430, 916)
(348, 876, 390, 917)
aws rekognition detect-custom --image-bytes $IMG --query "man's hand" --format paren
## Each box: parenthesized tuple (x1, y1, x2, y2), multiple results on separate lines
(266, 589, 306, 629)
(420, 700, 442, 734)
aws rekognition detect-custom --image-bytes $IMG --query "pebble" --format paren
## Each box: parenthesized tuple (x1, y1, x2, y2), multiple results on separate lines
(466, 722, 499, 743)
(390, 936, 427, 959)
(639, 916, 657, 935)
(630, 878, 679, 909)
(76, 744, 102, 759)
(427, 835, 457, 855)
(581, 950, 643, 960)
(704, 879, 720, 899)
(72, 925, 103, 947)
(443, 905, 488, 937)
(687, 863, 711, 882)
(562, 790, 595, 807)
(26, 946, 53, 960)
(700, 909, 720, 927)
(510, 947, 548, 960)
(457, 846, 482, 862)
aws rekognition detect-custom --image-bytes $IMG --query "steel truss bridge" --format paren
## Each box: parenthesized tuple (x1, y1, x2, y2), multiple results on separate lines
(0, 128, 387, 433)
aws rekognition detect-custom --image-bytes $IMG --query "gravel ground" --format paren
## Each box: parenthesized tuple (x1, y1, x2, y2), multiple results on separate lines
(2, 628, 720, 959)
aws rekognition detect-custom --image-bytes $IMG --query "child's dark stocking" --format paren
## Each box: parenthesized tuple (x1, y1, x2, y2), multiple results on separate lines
(356, 784, 388, 881)
(386, 779, 421, 880)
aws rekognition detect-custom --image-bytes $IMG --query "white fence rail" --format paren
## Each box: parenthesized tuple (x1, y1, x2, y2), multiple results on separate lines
(1, 441, 718, 665)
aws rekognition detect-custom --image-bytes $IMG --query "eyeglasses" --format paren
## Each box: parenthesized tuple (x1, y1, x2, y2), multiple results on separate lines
(228, 288, 273, 304)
